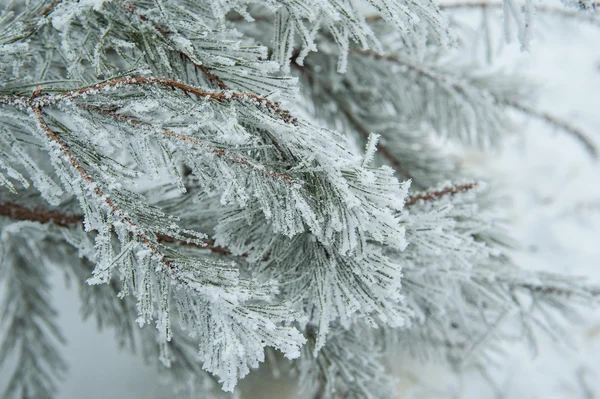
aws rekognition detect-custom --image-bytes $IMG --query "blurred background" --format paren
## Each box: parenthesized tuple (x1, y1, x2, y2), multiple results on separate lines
(49, 4, 600, 398)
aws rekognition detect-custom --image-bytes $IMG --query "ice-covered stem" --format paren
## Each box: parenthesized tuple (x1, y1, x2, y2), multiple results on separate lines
(0, 201, 233, 256)
(352, 49, 598, 159)
(0, 202, 81, 227)
(19, 76, 295, 123)
(405, 182, 479, 206)
(1, 76, 293, 122)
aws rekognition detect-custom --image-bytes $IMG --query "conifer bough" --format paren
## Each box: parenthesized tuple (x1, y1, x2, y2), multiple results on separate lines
(0, 0, 598, 398)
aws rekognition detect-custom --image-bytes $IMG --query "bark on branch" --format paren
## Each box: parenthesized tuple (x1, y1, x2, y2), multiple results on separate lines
(0, 200, 232, 256)
(405, 182, 479, 206)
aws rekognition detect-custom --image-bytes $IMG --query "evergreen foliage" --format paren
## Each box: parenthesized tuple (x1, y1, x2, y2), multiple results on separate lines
(0, 0, 598, 397)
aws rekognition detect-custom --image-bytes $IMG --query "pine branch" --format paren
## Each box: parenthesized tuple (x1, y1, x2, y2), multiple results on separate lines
(30, 104, 187, 276)
(291, 62, 414, 180)
(353, 49, 598, 159)
(2, 75, 299, 183)
(0, 224, 68, 399)
(3, 76, 299, 185)
(3, 69, 410, 355)
(2, 76, 294, 123)
(1, 0, 63, 45)
(14, 76, 296, 123)
(122, 2, 230, 90)
(82, 104, 296, 185)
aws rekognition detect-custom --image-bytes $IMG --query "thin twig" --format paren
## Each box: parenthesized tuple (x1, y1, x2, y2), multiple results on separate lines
(40, 0, 63, 16)
(2, 76, 295, 123)
(0, 201, 81, 227)
(405, 182, 479, 206)
(155, 233, 232, 256)
(0, 200, 232, 256)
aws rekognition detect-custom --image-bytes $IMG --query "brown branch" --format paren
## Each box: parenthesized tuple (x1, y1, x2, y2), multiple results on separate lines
(353, 49, 598, 160)
(35, 76, 295, 124)
(0, 200, 233, 256)
(155, 233, 232, 256)
(405, 182, 479, 206)
(0, 202, 81, 227)
(40, 0, 63, 17)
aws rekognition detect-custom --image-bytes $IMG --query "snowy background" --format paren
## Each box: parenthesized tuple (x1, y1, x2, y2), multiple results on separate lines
(45, 7, 600, 399)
